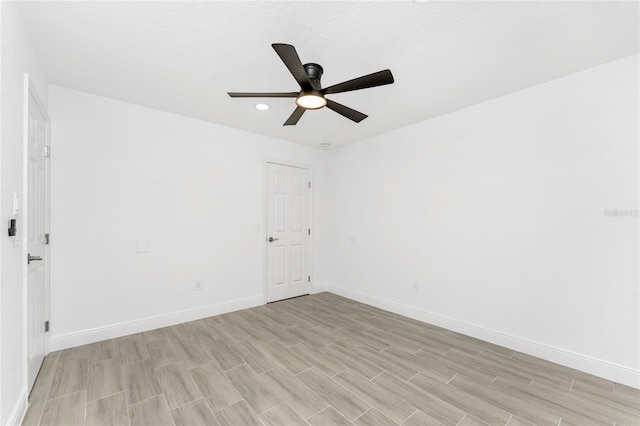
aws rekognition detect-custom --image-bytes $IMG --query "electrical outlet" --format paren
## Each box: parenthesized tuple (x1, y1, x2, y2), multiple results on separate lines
(412, 281, 419, 292)
(194, 280, 203, 291)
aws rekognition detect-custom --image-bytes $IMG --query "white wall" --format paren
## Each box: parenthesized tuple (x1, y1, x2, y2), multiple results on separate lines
(327, 54, 639, 386)
(48, 86, 329, 349)
(0, 2, 49, 424)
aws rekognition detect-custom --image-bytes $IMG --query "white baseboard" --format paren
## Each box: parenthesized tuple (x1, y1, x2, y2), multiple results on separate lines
(49, 296, 264, 351)
(6, 386, 27, 426)
(327, 284, 640, 389)
(311, 281, 328, 294)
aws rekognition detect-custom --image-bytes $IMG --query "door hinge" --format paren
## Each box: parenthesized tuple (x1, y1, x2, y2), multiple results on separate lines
(45, 320, 50, 332)
(43, 146, 51, 158)
(308, 229, 311, 235)
(44, 233, 50, 245)
(308, 181, 311, 189)
(308, 276, 311, 282)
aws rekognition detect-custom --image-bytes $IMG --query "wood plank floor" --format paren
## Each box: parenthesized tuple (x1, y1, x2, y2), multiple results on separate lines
(23, 293, 639, 426)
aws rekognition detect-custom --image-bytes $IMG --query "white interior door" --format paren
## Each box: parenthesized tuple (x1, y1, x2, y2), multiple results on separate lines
(26, 80, 49, 393)
(266, 163, 311, 302)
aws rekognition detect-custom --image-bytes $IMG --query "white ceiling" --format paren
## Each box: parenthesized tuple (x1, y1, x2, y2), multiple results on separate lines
(18, 1, 639, 149)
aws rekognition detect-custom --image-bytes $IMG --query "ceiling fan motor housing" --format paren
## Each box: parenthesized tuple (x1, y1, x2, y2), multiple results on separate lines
(303, 63, 323, 89)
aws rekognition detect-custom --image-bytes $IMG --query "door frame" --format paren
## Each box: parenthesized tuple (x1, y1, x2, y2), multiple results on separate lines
(263, 159, 313, 304)
(22, 73, 51, 392)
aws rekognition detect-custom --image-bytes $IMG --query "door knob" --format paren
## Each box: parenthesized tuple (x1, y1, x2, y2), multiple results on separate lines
(27, 253, 43, 264)
(268, 237, 279, 242)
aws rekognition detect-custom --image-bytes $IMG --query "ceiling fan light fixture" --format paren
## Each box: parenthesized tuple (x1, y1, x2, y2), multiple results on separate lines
(228, 44, 394, 125)
(296, 92, 327, 110)
(255, 103, 270, 110)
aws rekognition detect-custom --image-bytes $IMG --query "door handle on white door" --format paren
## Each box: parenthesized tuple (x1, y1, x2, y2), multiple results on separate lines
(268, 237, 279, 242)
(27, 253, 43, 264)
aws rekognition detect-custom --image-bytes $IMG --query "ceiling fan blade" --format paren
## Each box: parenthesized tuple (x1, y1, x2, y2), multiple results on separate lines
(322, 69, 394, 95)
(325, 99, 368, 123)
(227, 92, 299, 98)
(284, 106, 306, 126)
(272, 44, 313, 92)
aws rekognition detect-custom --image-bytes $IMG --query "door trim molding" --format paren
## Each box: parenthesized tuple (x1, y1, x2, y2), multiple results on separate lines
(263, 158, 313, 304)
(5, 387, 28, 426)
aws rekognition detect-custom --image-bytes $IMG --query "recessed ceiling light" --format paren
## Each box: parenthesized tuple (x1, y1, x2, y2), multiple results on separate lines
(255, 103, 269, 111)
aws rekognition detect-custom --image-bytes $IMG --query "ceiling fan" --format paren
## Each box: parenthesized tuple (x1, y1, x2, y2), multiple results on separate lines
(228, 43, 394, 126)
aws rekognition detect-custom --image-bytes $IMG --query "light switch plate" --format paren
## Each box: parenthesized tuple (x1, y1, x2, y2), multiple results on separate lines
(12, 193, 20, 215)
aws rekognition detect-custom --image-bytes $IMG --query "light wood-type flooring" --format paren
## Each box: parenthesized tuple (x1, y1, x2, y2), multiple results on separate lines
(23, 292, 639, 426)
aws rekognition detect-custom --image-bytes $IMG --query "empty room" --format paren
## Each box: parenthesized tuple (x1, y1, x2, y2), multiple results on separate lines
(1, 1, 638, 425)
